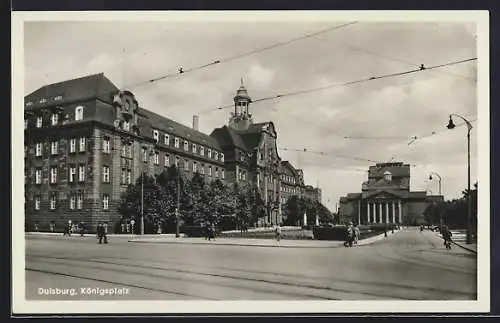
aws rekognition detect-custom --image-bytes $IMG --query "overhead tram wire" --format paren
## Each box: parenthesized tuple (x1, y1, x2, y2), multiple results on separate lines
(109, 21, 360, 92)
(278, 147, 380, 164)
(314, 37, 476, 82)
(199, 57, 477, 116)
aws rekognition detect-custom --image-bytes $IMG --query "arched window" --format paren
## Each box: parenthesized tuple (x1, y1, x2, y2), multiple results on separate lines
(384, 170, 392, 182)
(75, 106, 84, 121)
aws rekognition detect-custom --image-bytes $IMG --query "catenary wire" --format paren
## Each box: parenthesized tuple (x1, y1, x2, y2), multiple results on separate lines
(198, 57, 477, 115)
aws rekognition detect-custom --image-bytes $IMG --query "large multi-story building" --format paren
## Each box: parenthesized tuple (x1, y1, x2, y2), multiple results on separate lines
(24, 73, 225, 233)
(211, 80, 308, 226)
(303, 185, 322, 203)
(338, 162, 443, 226)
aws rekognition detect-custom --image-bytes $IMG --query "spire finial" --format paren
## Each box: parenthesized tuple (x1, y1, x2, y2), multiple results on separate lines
(240, 77, 244, 87)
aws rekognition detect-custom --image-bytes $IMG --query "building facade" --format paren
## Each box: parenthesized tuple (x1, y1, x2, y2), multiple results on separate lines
(338, 162, 443, 226)
(303, 185, 322, 203)
(210, 80, 307, 226)
(24, 73, 225, 233)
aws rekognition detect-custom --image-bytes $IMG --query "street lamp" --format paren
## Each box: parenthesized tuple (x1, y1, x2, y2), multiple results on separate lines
(428, 172, 442, 195)
(429, 172, 443, 230)
(446, 113, 474, 244)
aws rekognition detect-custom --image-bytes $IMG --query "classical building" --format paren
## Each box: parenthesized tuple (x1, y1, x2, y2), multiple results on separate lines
(24, 73, 225, 233)
(211, 80, 305, 226)
(338, 162, 443, 226)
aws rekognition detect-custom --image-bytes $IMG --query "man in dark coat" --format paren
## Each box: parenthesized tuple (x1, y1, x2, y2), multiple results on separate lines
(97, 222, 108, 244)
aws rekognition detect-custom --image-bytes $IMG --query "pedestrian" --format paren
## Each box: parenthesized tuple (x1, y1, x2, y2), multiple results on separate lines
(442, 225, 452, 250)
(34, 222, 39, 232)
(96, 222, 108, 244)
(63, 220, 72, 236)
(354, 223, 360, 245)
(49, 221, 55, 233)
(344, 222, 354, 247)
(275, 223, 282, 243)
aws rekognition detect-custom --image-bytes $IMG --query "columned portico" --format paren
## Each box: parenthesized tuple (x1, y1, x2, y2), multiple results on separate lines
(378, 202, 382, 223)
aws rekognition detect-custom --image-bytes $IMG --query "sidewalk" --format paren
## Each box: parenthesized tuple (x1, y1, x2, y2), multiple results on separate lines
(127, 229, 401, 248)
(25, 232, 186, 238)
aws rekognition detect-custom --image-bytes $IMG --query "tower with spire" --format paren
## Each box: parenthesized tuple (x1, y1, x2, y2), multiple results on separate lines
(228, 78, 253, 131)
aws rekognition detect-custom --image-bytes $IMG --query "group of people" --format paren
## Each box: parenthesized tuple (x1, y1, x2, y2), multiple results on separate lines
(344, 222, 360, 247)
(202, 222, 217, 241)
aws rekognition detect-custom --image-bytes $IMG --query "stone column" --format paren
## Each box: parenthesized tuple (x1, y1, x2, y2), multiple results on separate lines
(398, 200, 402, 224)
(372, 202, 376, 223)
(378, 202, 382, 223)
(367, 201, 371, 224)
(385, 202, 389, 223)
(392, 201, 396, 224)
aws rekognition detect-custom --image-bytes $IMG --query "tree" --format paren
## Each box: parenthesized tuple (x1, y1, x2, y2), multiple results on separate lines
(118, 173, 164, 233)
(283, 195, 307, 226)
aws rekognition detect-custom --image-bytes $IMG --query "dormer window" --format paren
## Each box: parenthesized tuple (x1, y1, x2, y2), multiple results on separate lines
(200, 146, 204, 156)
(36, 116, 43, 128)
(214, 151, 218, 160)
(192, 144, 197, 154)
(54, 95, 63, 101)
(164, 134, 170, 145)
(153, 130, 159, 142)
(75, 106, 84, 121)
(220, 153, 224, 162)
(184, 140, 189, 151)
(384, 171, 392, 181)
(51, 113, 59, 126)
(207, 149, 212, 159)
(39, 98, 47, 104)
(174, 137, 180, 148)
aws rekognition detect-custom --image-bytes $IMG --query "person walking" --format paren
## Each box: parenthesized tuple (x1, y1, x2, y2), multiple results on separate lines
(442, 225, 452, 250)
(96, 222, 108, 244)
(63, 220, 72, 236)
(354, 223, 361, 246)
(275, 223, 282, 244)
(344, 222, 354, 247)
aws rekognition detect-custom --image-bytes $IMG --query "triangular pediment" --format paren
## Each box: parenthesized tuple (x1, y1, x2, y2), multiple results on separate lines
(364, 190, 406, 199)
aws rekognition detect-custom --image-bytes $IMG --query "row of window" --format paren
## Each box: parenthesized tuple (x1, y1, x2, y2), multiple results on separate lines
(32, 164, 110, 184)
(25, 106, 84, 129)
(26, 95, 64, 107)
(30, 159, 225, 186)
(151, 130, 224, 162)
(33, 193, 110, 210)
(281, 186, 300, 194)
(281, 174, 297, 185)
(28, 137, 112, 157)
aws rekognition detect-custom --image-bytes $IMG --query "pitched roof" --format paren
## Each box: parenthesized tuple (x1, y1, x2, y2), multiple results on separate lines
(138, 108, 221, 149)
(25, 73, 118, 109)
(210, 126, 248, 151)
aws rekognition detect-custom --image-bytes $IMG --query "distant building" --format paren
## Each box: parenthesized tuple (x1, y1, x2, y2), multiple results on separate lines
(303, 185, 322, 203)
(338, 162, 443, 226)
(279, 161, 305, 205)
(24, 73, 225, 233)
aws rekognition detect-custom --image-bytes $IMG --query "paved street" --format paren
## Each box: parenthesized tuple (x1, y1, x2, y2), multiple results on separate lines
(25, 229, 476, 301)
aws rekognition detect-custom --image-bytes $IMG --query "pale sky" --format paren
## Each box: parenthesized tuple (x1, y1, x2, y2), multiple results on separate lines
(24, 19, 478, 212)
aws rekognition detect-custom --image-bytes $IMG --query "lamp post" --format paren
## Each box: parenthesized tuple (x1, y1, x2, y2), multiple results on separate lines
(447, 113, 474, 244)
(429, 172, 443, 229)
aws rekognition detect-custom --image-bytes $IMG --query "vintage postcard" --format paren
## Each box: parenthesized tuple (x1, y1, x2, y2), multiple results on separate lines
(11, 10, 490, 314)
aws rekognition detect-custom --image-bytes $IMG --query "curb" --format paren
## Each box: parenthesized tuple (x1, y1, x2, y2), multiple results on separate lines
(451, 240, 477, 254)
(128, 239, 343, 249)
(127, 230, 400, 248)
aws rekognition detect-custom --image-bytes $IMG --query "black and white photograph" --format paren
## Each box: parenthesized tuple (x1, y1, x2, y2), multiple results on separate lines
(12, 11, 489, 314)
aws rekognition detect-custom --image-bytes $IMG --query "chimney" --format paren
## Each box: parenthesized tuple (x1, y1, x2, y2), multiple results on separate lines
(192, 114, 199, 131)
